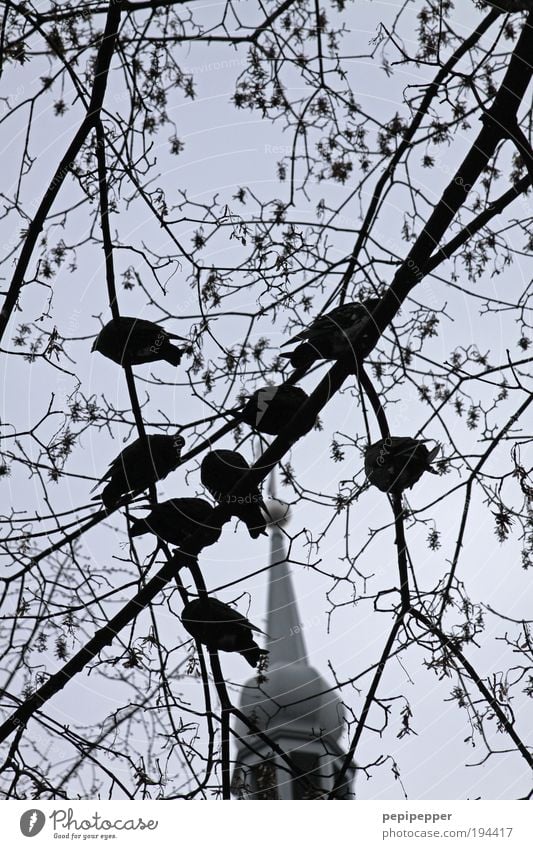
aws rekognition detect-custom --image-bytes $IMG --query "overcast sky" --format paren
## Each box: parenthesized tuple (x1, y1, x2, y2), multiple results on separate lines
(0, 0, 531, 800)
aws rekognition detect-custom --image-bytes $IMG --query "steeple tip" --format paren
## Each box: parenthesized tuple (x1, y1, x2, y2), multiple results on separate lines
(268, 499, 291, 529)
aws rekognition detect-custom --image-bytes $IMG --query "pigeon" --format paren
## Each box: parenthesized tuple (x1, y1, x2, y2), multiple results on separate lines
(280, 299, 381, 368)
(92, 316, 185, 367)
(483, 1, 532, 11)
(241, 384, 314, 436)
(364, 436, 439, 493)
(130, 497, 222, 551)
(200, 449, 267, 538)
(181, 597, 268, 668)
(93, 432, 185, 509)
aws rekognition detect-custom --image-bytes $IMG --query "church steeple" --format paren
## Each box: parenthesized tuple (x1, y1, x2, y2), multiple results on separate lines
(232, 486, 355, 800)
(265, 503, 308, 667)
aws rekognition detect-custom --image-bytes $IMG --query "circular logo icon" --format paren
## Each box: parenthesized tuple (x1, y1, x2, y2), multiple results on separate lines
(20, 809, 46, 837)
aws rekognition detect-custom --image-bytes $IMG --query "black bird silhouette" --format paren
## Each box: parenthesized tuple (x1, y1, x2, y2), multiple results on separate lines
(280, 299, 381, 368)
(181, 597, 268, 667)
(93, 432, 185, 509)
(241, 384, 314, 436)
(365, 436, 439, 493)
(130, 497, 221, 551)
(92, 316, 185, 367)
(200, 449, 267, 538)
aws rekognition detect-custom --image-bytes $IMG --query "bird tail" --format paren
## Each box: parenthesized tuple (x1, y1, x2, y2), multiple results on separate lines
(241, 646, 269, 668)
(280, 335, 300, 348)
(163, 344, 183, 367)
(278, 351, 297, 364)
(425, 444, 440, 472)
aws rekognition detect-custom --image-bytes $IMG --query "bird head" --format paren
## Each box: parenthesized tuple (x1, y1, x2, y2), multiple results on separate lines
(279, 344, 317, 369)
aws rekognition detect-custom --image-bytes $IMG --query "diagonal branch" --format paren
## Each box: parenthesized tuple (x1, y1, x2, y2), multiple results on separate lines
(411, 608, 533, 771)
(336, 8, 501, 305)
(360, 12, 533, 350)
(425, 174, 531, 273)
(0, 2, 122, 345)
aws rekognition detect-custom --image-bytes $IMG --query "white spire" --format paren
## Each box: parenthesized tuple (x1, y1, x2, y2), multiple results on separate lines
(266, 514, 308, 666)
(232, 476, 354, 798)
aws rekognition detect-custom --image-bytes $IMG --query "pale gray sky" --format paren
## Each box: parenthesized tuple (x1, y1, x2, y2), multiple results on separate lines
(0, 0, 531, 800)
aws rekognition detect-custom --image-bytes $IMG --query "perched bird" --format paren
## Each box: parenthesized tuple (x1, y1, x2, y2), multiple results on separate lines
(93, 432, 185, 509)
(241, 384, 314, 436)
(200, 449, 267, 538)
(483, 1, 532, 11)
(130, 497, 221, 551)
(92, 316, 185, 367)
(181, 597, 268, 668)
(280, 299, 381, 368)
(365, 436, 439, 493)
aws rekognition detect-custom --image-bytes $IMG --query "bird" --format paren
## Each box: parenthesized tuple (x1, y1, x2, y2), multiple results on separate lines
(240, 384, 314, 436)
(92, 316, 186, 367)
(129, 497, 222, 551)
(93, 432, 185, 509)
(280, 299, 381, 368)
(483, 1, 532, 11)
(181, 596, 268, 668)
(200, 449, 267, 538)
(364, 436, 439, 493)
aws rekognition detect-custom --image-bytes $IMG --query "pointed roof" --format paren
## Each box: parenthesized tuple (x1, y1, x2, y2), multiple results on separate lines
(266, 515, 308, 667)
(235, 502, 345, 745)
